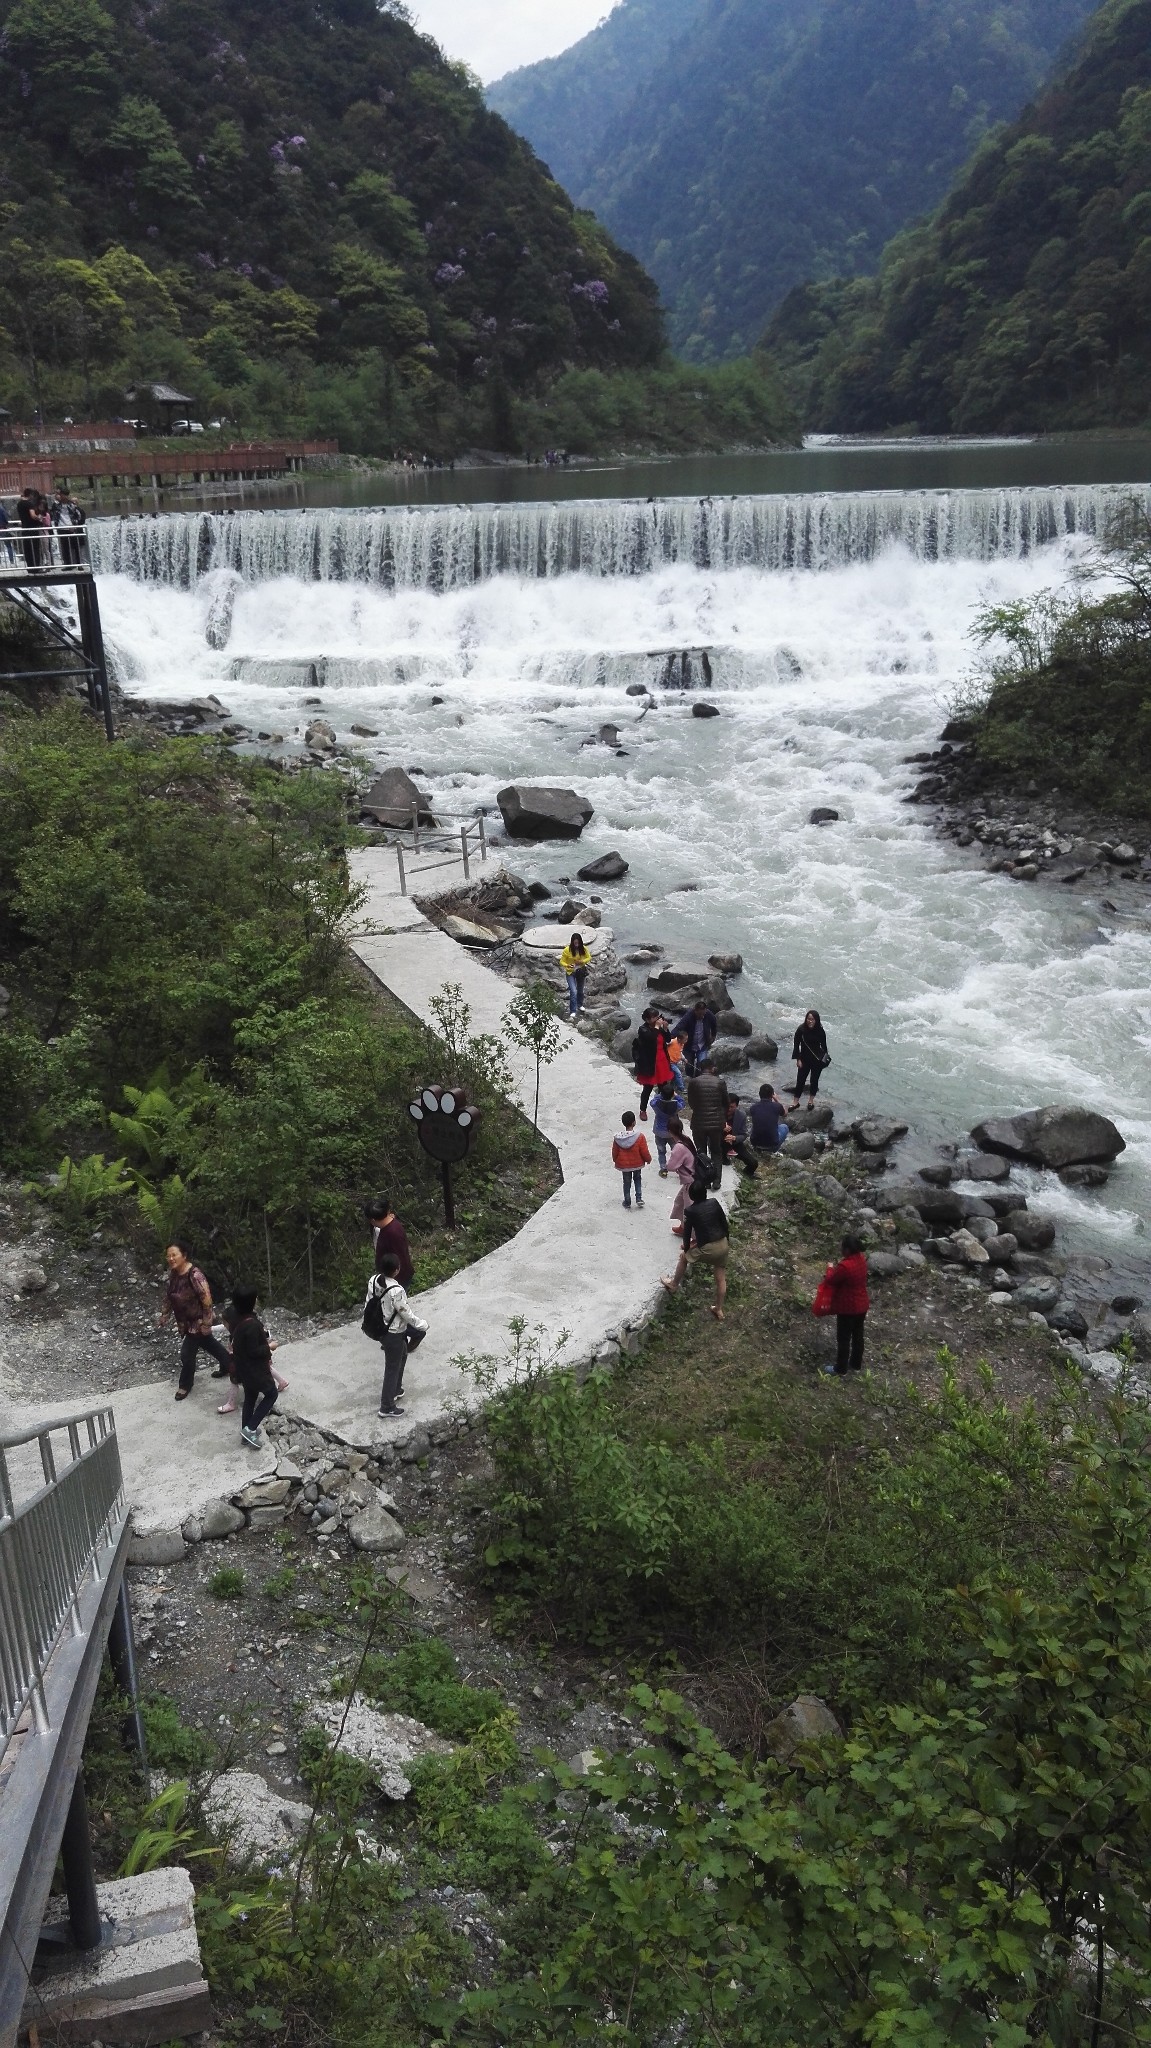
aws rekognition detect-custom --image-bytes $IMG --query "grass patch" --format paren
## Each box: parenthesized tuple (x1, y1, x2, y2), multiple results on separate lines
(209, 1566, 245, 1600)
(356, 1638, 504, 1742)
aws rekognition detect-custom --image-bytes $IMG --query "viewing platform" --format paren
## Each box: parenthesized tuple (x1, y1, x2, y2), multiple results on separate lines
(0, 439, 338, 497)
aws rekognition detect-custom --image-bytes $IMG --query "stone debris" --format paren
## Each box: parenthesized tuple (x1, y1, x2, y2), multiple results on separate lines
(763, 1694, 842, 1762)
(310, 1698, 453, 1799)
(202, 1769, 313, 1868)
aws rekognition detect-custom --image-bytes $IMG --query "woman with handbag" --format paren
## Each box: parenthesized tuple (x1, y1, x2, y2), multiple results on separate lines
(789, 1009, 830, 1108)
(363, 1251, 428, 1417)
(813, 1233, 870, 1374)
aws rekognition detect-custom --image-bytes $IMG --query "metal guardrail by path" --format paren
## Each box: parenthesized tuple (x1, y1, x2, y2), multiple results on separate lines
(389, 807, 489, 896)
(0, 1407, 123, 1761)
(0, 525, 91, 576)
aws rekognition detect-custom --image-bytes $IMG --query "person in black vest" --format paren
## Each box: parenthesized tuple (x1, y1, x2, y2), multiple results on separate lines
(228, 1284, 280, 1446)
(661, 1178, 730, 1320)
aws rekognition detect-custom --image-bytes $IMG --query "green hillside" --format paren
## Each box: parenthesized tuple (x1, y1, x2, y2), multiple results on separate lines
(0, 0, 676, 451)
(487, 0, 1094, 362)
(761, 0, 1151, 431)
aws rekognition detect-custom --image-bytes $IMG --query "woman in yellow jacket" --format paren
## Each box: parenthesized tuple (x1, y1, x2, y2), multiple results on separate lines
(560, 931, 591, 1016)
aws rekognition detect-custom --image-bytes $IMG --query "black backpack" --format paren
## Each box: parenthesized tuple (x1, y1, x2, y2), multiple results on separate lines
(361, 1278, 399, 1343)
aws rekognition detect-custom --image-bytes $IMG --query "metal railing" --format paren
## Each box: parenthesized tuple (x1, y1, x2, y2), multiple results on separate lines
(393, 807, 489, 895)
(0, 525, 91, 575)
(0, 1408, 123, 1759)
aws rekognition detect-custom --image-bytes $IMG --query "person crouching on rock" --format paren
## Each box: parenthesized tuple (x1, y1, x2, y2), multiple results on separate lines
(159, 1241, 233, 1401)
(662, 1177, 730, 1321)
(789, 1009, 830, 1109)
(820, 1234, 870, 1375)
(367, 1251, 428, 1419)
(228, 1284, 281, 1446)
(560, 931, 591, 1016)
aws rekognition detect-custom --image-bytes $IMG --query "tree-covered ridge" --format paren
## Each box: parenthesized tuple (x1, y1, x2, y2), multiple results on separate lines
(760, 0, 1151, 431)
(0, 0, 665, 447)
(487, 0, 1094, 363)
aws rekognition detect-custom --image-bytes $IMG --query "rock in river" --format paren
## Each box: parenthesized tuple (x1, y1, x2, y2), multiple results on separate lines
(577, 850, 629, 882)
(970, 1104, 1125, 1170)
(851, 1116, 908, 1151)
(497, 785, 594, 839)
(364, 764, 436, 827)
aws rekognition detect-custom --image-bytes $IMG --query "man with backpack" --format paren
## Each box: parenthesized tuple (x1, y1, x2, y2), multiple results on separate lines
(363, 1251, 428, 1418)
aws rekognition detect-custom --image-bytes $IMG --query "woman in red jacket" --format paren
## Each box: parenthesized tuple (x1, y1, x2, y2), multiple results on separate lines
(822, 1233, 870, 1374)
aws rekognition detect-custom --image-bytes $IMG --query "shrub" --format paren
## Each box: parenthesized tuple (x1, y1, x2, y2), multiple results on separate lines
(209, 1566, 245, 1600)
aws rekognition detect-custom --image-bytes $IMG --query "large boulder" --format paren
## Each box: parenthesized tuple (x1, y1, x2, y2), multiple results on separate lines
(764, 1694, 842, 1761)
(970, 1105, 1125, 1170)
(851, 1116, 909, 1151)
(745, 1034, 779, 1061)
(957, 1151, 1011, 1182)
(348, 1503, 406, 1553)
(710, 1041, 750, 1073)
(646, 961, 712, 991)
(497, 785, 593, 839)
(577, 850, 628, 881)
(1003, 1209, 1056, 1251)
(363, 764, 436, 827)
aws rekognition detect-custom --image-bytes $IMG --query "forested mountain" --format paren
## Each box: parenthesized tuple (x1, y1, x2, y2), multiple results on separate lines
(0, 0, 669, 450)
(487, 0, 1095, 361)
(759, 0, 1151, 432)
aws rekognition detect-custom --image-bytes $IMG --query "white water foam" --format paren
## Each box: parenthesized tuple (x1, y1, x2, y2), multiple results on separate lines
(92, 495, 1151, 1283)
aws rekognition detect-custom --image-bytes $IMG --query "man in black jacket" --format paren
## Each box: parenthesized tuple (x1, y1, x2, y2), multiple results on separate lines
(661, 1178, 730, 1320)
(687, 1058, 728, 1186)
(673, 999, 717, 1076)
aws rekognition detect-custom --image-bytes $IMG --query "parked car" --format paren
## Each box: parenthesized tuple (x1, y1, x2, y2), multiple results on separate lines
(172, 419, 205, 435)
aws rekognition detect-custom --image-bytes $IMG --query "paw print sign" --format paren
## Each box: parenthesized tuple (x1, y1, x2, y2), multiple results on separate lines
(408, 1084, 480, 1164)
(408, 1084, 481, 1227)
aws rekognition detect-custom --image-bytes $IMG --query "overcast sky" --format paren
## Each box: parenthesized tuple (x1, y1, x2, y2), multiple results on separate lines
(410, 0, 613, 85)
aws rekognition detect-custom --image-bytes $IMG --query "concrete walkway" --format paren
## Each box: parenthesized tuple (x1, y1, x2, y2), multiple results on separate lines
(8, 846, 732, 1532)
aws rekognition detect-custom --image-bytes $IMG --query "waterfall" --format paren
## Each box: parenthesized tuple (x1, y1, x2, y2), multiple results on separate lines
(88, 483, 1150, 592)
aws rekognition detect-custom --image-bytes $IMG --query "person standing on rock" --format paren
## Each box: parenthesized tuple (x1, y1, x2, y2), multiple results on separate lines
(673, 998, 717, 1078)
(666, 1117, 698, 1233)
(789, 1010, 830, 1108)
(367, 1251, 428, 1418)
(228, 1284, 281, 1446)
(819, 1234, 870, 1374)
(159, 1241, 233, 1401)
(662, 1177, 730, 1320)
(687, 1058, 729, 1187)
(367, 1195, 414, 1287)
(560, 931, 591, 1017)
(633, 1006, 672, 1119)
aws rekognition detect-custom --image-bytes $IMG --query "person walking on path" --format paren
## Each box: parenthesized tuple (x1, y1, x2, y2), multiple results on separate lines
(662, 1177, 730, 1320)
(666, 1117, 699, 1233)
(560, 931, 591, 1016)
(216, 1296, 289, 1416)
(687, 1058, 728, 1186)
(748, 1083, 789, 1156)
(633, 1007, 672, 1119)
(367, 1195, 414, 1286)
(673, 999, 717, 1078)
(789, 1009, 830, 1108)
(819, 1234, 870, 1374)
(651, 1078, 684, 1174)
(159, 1241, 232, 1400)
(366, 1251, 428, 1417)
(612, 1110, 651, 1209)
(227, 1285, 281, 1445)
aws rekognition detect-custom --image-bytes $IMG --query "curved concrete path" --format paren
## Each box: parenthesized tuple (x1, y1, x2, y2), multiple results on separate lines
(273, 844, 732, 1449)
(5, 846, 731, 1531)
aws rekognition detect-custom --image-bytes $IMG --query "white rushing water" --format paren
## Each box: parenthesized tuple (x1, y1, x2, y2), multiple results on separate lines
(93, 487, 1151, 1284)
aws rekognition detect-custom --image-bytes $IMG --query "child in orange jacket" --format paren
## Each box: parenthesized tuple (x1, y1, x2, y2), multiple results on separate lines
(612, 1110, 652, 1210)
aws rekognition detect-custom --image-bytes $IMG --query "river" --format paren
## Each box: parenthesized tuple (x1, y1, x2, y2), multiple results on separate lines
(86, 446, 1151, 1300)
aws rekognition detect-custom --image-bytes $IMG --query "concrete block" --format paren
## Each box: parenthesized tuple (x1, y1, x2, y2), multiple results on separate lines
(128, 1528, 187, 1566)
(22, 1869, 210, 2045)
(246, 1505, 288, 1531)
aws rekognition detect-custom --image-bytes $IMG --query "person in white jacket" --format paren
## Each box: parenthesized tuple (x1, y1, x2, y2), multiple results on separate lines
(367, 1252, 428, 1417)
